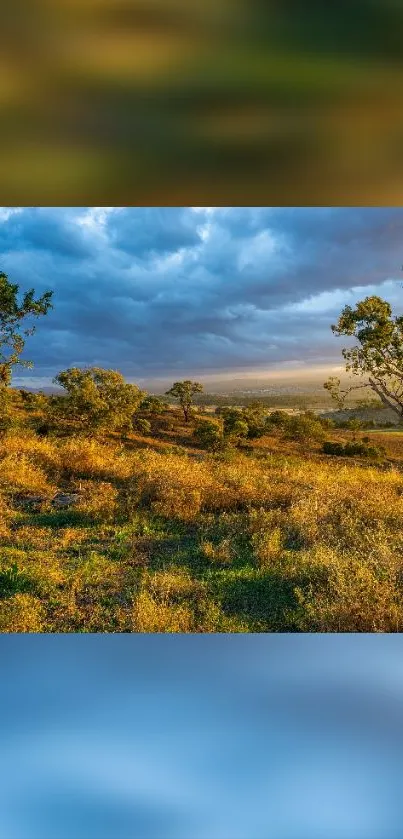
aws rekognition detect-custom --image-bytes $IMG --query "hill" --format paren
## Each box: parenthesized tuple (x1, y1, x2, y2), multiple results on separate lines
(1, 396, 403, 632)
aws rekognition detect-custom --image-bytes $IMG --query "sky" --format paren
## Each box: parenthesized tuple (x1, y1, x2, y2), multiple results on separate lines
(3, 635, 403, 839)
(1, 206, 403, 389)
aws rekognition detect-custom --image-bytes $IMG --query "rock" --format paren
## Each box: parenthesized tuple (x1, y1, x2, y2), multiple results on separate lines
(51, 492, 81, 508)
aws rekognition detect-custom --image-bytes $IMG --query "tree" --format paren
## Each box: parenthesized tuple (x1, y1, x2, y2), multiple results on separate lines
(0, 271, 53, 387)
(324, 296, 403, 420)
(165, 379, 203, 423)
(53, 367, 145, 433)
(133, 417, 152, 435)
(241, 402, 268, 439)
(284, 412, 326, 443)
(267, 410, 291, 429)
(217, 407, 249, 443)
(139, 395, 166, 414)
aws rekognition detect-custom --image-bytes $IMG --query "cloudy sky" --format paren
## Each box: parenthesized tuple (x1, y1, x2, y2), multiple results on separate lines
(1, 206, 403, 389)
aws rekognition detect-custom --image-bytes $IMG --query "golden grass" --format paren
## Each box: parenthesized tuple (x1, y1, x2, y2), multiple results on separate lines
(1, 425, 403, 632)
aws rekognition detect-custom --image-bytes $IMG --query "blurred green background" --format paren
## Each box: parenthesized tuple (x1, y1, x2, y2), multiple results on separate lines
(2, 0, 403, 204)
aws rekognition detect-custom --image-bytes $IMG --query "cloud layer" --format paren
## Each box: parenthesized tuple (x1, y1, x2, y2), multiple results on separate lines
(1, 207, 402, 386)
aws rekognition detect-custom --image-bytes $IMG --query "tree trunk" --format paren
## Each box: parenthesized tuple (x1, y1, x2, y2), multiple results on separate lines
(368, 377, 403, 419)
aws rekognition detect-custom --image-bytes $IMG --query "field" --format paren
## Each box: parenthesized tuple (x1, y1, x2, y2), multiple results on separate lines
(1, 397, 403, 634)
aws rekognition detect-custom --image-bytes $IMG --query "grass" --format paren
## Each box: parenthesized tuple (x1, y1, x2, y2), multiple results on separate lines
(1, 413, 403, 632)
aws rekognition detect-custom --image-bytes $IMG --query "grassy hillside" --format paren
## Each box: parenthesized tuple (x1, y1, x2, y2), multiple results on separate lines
(1, 401, 403, 633)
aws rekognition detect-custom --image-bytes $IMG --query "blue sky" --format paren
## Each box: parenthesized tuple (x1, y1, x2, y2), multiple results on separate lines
(2, 636, 403, 839)
(1, 207, 403, 388)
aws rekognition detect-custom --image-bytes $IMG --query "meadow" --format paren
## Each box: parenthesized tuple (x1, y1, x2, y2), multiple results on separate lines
(1, 393, 403, 633)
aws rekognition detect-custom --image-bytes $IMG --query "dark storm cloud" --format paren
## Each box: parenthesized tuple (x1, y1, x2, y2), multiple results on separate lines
(106, 208, 202, 256)
(1, 206, 402, 383)
(0, 208, 95, 259)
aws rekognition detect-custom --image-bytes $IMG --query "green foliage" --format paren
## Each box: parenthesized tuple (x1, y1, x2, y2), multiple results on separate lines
(0, 271, 53, 387)
(217, 403, 267, 441)
(0, 389, 14, 434)
(194, 419, 224, 451)
(19, 389, 49, 413)
(322, 441, 344, 456)
(53, 367, 145, 433)
(139, 395, 166, 414)
(0, 562, 31, 598)
(133, 417, 151, 435)
(267, 410, 291, 428)
(241, 403, 268, 438)
(323, 439, 385, 458)
(218, 407, 244, 438)
(283, 411, 326, 443)
(165, 380, 203, 422)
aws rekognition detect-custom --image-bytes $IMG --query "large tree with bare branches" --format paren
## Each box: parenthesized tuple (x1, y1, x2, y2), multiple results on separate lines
(324, 296, 403, 420)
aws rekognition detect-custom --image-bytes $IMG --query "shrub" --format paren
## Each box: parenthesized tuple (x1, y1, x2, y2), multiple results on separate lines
(139, 396, 165, 414)
(75, 480, 119, 521)
(0, 429, 61, 474)
(284, 413, 326, 443)
(132, 569, 219, 632)
(194, 419, 223, 451)
(241, 404, 268, 439)
(0, 453, 56, 496)
(133, 590, 193, 632)
(133, 417, 152, 435)
(323, 440, 385, 458)
(344, 441, 384, 458)
(59, 437, 131, 480)
(267, 410, 291, 428)
(251, 528, 283, 568)
(323, 441, 345, 456)
(229, 420, 250, 441)
(157, 413, 177, 432)
(293, 556, 403, 632)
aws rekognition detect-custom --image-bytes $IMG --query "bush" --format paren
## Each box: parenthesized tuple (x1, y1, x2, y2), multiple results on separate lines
(293, 556, 403, 632)
(344, 441, 384, 458)
(241, 404, 268, 439)
(344, 417, 362, 431)
(194, 420, 223, 451)
(133, 417, 152, 435)
(284, 413, 326, 443)
(267, 410, 291, 428)
(157, 413, 177, 432)
(323, 439, 385, 458)
(75, 480, 119, 521)
(323, 441, 345, 456)
(133, 569, 220, 632)
(227, 419, 249, 442)
(139, 396, 165, 414)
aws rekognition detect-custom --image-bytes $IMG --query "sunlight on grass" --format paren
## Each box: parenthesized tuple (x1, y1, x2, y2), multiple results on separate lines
(1, 413, 403, 632)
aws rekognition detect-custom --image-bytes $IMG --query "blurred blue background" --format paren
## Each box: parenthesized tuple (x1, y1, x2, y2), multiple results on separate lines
(1, 635, 403, 839)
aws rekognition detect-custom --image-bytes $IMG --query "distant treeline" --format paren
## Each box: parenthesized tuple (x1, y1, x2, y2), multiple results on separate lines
(191, 392, 374, 410)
